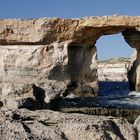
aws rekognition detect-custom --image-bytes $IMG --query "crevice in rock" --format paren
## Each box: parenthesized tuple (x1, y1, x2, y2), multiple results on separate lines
(0, 101, 3, 108)
(103, 120, 126, 140)
(103, 131, 112, 140)
(21, 122, 31, 134)
(60, 132, 68, 140)
(106, 121, 125, 140)
(12, 113, 34, 122)
(20, 122, 34, 140)
(134, 128, 139, 140)
(32, 84, 46, 109)
(38, 120, 58, 126)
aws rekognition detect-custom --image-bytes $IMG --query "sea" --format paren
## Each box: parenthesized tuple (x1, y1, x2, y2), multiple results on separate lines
(62, 81, 140, 109)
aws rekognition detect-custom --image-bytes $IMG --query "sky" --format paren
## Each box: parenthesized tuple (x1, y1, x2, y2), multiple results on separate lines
(0, 0, 139, 60)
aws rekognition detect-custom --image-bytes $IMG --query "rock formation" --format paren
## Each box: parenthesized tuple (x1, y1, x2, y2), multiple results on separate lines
(98, 58, 131, 81)
(0, 16, 140, 140)
(0, 109, 138, 140)
(134, 115, 140, 140)
(1, 16, 140, 109)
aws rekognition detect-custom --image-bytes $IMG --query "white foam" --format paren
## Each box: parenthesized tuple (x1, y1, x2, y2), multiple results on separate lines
(129, 91, 140, 97)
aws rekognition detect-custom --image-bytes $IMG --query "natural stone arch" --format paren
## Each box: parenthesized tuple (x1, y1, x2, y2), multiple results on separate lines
(69, 27, 140, 94)
(65, 27, 127, 96)
(95, 33, 132, 83)
(1, 16, 140, 108)
(95, 31, 132, 80)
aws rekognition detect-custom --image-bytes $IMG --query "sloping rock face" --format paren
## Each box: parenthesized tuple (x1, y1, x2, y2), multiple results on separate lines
(1, 16, 140, 109)
(98, 58, 131, 81)
(0, 109, 138, 140)
(134, 115, 140, 140)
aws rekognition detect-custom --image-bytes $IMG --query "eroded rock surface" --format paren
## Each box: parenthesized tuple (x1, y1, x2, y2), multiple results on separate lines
(0, 109, 138, 140)
(134, 115, 140, 140)
(1, 16, 140, 45)
(0, 43, 97, 109)
(1, 16, 140, 109)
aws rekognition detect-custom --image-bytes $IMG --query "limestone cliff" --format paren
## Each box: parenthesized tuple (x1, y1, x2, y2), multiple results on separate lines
(98, 58, 131, 81)
(1, 16, 140, 110)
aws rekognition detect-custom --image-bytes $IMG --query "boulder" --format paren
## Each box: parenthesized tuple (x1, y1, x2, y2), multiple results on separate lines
(0, 80, 67, 110)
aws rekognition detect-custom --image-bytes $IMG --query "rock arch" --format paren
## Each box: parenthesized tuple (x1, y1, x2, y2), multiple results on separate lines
(0, 16, 140, 104)
(67, 28, 139, 95)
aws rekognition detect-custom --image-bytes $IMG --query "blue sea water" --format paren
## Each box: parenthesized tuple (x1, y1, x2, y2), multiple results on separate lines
(98, 81, 130, 97)
(64, 81, 140, 109)
(97, 81, 140, 109)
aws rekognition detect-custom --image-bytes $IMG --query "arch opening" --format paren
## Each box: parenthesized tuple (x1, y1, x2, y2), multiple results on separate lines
(96, 33, 134, 96)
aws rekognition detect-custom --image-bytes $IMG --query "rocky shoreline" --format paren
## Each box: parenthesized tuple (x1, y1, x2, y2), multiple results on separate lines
(0, 57, 140, 140)
(0, 57, 140, 139)
(0, 16, 140, 139)
(1, 58, 139, 139)
(0, 109, 139, 140)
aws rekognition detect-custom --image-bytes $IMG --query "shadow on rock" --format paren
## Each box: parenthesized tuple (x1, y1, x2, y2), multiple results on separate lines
(0, 101, 3, 108)
(32, 84, 47, 109)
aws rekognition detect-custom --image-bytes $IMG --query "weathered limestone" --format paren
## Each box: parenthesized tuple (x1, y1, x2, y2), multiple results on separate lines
(98, 58, 131, 81)
(1, 16, 140, 109)
(134, 115, 140, 140)
(0, 109, 138, 140)
(1, 16, 140, 45)
(123, 29, 140, 91)
(0, 42, 97, 109)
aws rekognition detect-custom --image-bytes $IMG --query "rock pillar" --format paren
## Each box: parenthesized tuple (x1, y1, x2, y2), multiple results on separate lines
(67, 44, 98, 96)
(123, 29, 140, 91)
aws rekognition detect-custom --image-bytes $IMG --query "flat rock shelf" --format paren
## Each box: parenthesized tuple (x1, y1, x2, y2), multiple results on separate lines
(58, 82, 140, 123)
